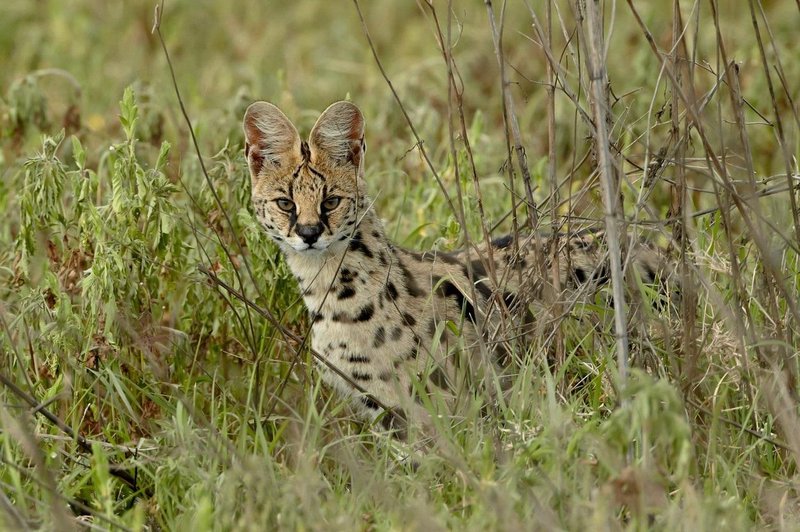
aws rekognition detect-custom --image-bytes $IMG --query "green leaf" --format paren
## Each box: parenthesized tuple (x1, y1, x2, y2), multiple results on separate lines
(156, 140, 172, 170)
(161, 210, 173, 234)
(119, 85, 138, 141)
(71, 135, 86, 169)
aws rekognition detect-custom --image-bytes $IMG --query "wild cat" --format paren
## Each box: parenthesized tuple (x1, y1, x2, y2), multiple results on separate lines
(242, 100, 670, 437)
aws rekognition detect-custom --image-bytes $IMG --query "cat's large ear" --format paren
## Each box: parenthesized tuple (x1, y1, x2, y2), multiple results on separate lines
(243, 102, 301, 177)
(308, 101, 365, 172)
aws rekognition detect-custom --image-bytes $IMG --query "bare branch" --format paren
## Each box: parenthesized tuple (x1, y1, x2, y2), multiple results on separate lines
(582, 0, 630, 387)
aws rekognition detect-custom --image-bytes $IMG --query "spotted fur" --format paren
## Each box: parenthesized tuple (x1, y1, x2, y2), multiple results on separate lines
(243, 101, 672, 436)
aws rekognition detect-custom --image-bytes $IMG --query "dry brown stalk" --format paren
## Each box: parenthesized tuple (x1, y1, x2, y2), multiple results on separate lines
(581, 0, 631, 387)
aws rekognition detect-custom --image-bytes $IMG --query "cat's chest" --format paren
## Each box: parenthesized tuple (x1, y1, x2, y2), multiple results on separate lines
(307, 316, 406, 395)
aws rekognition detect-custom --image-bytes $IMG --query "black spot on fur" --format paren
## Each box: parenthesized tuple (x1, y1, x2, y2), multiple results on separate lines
(380, 408, 407, 440)
(429, 367, 449, 390)
(467, 260, 487, 278)
(355, 303, 375, 322)
(361, 396, 381, 410)
(339, 268, 357, 284)
(312, 312, 324, 323)
(462, 261, 493, 300)
(407, 346, 418, 360)
(348, 354, 371, 363)
(503, 291, 516, 308)
(378, 371, 392, 382)
(348, 231, 374, 258)
(331, 312, 348, 323)
(402, 313, 417, 327)
(384, 282, 398, 301)
(391, 327, 403, 341)
(437, 281, 476, 322)
(373, 327, 386, 348)
(351, 371, 372, 381)
(339, 342, 348, 349)
(492, 234, 514, 249)
(593, 263, 610, 285)
(474, 281, 494, 300)
(475, 281, 492, 299)
(574, 268, 587, 284)
(338, 286, 356, 300)
(503, 253, 528, 269)
(399, 261, 425, 297)
(427, 319, 436, 336)
(378, 251, 388, 266)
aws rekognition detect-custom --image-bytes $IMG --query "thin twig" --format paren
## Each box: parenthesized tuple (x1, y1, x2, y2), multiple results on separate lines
(544, 0, 565, 369)
(669, 0, 700, 394)
(582, 0, 630, 388)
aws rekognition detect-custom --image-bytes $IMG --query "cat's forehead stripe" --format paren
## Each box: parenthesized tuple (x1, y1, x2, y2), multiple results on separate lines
(306, 165, 328, 182)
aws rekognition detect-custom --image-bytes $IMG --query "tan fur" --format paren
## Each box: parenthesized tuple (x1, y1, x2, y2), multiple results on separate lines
(242, 101, 671, 436)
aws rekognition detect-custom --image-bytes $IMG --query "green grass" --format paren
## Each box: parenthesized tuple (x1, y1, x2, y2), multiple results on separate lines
(2, 0, 800, 529)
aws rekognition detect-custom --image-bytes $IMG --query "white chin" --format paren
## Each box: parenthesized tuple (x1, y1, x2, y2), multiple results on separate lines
(290, 242, 329, 252)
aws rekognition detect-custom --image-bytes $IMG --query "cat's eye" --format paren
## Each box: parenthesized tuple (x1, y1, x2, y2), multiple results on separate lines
(276, 198, 295, 212)
(322, 197, 341, 211)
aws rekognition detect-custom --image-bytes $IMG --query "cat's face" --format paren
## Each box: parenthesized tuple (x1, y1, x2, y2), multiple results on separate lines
(243, 101, 366, 253)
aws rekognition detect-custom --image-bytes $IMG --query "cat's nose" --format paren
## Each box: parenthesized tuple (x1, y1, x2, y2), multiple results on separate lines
(296, 223, 323, 245)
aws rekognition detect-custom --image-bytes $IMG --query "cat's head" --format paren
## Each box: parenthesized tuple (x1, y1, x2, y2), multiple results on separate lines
(243, 101, 366, 253)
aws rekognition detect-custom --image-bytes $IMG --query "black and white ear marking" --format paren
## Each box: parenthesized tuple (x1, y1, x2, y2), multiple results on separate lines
(243, 102, 301, 176)
(308, 101, 366, 170)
